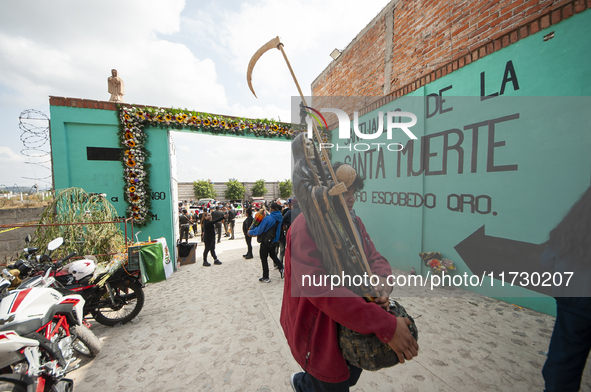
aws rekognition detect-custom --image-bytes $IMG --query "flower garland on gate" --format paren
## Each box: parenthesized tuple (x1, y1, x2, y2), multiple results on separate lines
(117, 104, 308, 226)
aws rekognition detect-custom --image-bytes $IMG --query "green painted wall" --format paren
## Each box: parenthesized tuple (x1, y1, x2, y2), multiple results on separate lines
(50, 106, 175, 258)
(330, 10, 591, 315)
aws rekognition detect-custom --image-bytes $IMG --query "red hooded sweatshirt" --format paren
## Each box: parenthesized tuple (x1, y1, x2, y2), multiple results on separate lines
(280, 213, 397, 383)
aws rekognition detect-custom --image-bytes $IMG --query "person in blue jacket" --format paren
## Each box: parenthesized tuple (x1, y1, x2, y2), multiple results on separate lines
(248, 202, 284, 283)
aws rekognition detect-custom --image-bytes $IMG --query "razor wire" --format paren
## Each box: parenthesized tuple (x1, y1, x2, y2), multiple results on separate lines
(19, 109, 52, 186)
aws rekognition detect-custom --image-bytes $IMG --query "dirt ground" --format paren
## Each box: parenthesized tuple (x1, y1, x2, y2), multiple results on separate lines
(68, 219, 591, 392)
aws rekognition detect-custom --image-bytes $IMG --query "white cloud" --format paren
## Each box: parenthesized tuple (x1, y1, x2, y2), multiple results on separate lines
(0, 0, 226, 111)
(0, 146, 26, 163)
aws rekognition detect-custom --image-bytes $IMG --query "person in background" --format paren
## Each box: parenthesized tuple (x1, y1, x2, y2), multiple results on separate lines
(211, 206, 224, 244)
(192, 209, 200, 237)
(541, 184, 591, 392)
(179, 209, 192, 243)
(201, 210, 227, 267)
(242, 207, 254, 259)
(248, 202, 284, 283)
(227, 205, 236, 240)
(279, 198, 301, 263)
(223, 205, 231, 237)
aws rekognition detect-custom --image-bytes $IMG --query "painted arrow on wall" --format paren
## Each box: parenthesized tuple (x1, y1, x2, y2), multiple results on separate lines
(454, 225, 552, 296)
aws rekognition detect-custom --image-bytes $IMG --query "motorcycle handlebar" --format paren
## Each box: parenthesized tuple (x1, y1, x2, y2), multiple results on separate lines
(62, 251, 77, 262)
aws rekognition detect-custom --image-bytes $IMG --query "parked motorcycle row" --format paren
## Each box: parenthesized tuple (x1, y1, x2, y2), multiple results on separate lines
(0, 235, 145, 391)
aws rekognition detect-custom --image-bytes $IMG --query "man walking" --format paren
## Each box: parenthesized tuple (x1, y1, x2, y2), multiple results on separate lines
(227, 205, 236, 240)
(211, 206, 224, 243)
(248, 202, 284, 283)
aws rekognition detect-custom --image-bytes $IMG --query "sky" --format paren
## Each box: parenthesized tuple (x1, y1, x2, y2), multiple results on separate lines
(0, 0, 391, 189)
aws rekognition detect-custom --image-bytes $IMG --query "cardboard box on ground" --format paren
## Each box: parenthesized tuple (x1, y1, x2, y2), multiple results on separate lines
(177, 242, 197, 265)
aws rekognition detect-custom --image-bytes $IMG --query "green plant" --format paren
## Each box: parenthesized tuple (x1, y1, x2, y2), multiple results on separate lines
(193, 180, 217, 199)
(32, 188, 125, 261)
(225, 179, 245, 201)
(251, 179, 267, 197)
(279, 179, 292, 199)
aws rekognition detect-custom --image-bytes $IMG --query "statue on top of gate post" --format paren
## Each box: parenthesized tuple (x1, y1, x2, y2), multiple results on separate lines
(108, 69, 125, 103)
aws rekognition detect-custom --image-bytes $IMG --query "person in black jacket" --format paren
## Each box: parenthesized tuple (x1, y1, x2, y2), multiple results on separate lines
(541, 185, 591, 392)
(242, 207, 254, 259)
(201, 211, 227, 266)
(227, 207, 236, 240)
(211, 206, 224, 243)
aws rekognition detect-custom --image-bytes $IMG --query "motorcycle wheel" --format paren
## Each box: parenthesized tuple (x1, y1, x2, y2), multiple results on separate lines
(71, 324, 101, 357)
(91, 279, 144, 327)
(0, 381, 26, 392)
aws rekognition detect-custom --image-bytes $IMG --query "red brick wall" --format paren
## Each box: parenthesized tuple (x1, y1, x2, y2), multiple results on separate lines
(312, 0, 589, 124)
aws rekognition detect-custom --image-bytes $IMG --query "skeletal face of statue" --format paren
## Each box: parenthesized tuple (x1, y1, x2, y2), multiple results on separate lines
(304, 138, 319, 175)
(304, 138, 315, 160)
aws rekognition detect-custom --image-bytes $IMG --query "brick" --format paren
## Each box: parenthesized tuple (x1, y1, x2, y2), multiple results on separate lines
(563, 3, 573, 18)
(500, 13, 527, 30)
(551, 9, 562, 23)
(513, 0, 542, 17)
(478, 1, 500, 15)
(520, 25, 529, 39)
(540, 14, 550, 28)
(486, 42, 494, 54)
(510, 30, 519, 43)
(530, 19, 540, 33)
(502, 34, 510, 47)
(479, 46, 487, 57)
(465, 54, 472, 64)
(574, 0, 585, 12)
(500, 2, 519, 17)
(494, 38, 503, 51)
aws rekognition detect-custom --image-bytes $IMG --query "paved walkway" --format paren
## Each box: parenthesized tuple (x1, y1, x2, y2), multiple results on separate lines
(68, 218, 591, 391)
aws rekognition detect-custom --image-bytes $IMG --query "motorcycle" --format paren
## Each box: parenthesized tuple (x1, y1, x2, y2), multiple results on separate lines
(16, 237, 145, 327)
(0, 263, 101, 392)
(5, 235, 39, 290)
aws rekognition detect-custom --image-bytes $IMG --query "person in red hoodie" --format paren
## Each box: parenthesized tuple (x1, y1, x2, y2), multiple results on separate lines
(281, 163, 419, 391)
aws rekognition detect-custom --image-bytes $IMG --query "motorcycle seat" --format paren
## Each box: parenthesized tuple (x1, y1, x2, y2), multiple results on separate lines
(0, 318, 42, 336)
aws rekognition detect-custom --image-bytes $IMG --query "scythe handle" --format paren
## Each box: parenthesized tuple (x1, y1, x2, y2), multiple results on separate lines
(276, 45, 373, 278)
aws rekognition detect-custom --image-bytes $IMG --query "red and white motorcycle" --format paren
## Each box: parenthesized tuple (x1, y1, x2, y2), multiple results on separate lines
(0, 246, 101, 392)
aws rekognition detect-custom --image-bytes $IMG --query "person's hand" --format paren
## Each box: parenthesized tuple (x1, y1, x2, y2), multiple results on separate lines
(328, 182, 347, 196)
(373, 276, 393, 310)
(387, 317, 419, 364)
(374, 296, 390, 310)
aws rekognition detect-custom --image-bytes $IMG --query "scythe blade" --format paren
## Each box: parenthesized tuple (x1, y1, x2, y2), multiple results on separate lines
(246, 36, 283, 98)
